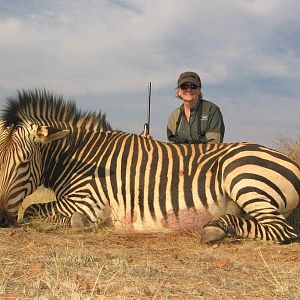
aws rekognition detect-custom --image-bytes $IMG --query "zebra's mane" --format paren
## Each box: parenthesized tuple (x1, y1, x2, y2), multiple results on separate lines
(1, 89, 112, 132)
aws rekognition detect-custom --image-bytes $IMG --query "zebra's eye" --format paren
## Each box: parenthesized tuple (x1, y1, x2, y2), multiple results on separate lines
(18, 161, 30, 169)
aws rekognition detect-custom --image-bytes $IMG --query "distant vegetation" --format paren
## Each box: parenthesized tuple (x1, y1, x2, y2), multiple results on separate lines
(277, 135, 300, 231)
(277, 135, 300, 166)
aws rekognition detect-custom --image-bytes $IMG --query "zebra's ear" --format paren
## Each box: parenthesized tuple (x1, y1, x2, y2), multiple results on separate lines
(35, 125, 70, 144)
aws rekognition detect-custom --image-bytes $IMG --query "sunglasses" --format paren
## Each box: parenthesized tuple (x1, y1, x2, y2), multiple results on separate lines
(179, 83, 199, 90)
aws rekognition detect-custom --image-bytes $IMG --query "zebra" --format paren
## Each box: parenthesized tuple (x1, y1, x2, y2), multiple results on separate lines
(0, 89, 299, 244)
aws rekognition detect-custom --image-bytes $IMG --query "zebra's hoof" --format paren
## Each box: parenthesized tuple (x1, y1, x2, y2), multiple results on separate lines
(71, 212, 91, 228)
(201, 226, 226, 244)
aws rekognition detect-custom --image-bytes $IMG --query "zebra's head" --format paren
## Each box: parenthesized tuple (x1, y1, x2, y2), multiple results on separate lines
(0, 89, 112, 226)
(0, 121, 69, 226)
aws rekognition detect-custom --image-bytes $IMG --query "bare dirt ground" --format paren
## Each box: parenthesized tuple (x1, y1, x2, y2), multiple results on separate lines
(0, 188, 299, 300)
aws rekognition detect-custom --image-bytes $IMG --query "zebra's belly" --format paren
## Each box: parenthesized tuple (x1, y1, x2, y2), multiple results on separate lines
(162, 208, 214, 233)
(110, 195, 231, 233)
(113, 208, 215, 233)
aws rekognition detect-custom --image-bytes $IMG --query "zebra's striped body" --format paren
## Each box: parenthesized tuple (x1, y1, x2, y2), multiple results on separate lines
(0, 90, 299, 243)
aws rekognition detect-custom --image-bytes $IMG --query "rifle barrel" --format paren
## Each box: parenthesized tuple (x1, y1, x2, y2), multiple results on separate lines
(147, 82, 152, 132)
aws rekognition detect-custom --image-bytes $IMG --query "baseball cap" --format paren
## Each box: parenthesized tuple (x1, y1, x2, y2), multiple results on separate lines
(177, 71, 201, 88)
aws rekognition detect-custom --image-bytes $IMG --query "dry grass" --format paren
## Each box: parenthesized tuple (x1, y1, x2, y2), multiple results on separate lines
(1, 222, 300, 300)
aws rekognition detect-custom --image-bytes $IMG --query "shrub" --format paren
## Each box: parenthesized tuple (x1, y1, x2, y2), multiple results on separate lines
(277, 135, 300, 166)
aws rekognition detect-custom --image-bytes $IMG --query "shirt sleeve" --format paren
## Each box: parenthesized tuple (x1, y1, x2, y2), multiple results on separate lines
(167, 110, 179, 143)
(205, 106, 225, 143)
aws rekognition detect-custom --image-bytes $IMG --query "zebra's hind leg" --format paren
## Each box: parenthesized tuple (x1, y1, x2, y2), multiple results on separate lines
(201, 226, 226, 244)
(201, 207, 299, 244)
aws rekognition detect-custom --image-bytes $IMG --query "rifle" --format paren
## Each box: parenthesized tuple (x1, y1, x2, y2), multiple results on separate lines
(143, 82, 152, 136)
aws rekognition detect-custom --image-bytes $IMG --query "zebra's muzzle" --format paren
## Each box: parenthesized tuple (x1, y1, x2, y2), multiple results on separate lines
(0, 209, 16, 227)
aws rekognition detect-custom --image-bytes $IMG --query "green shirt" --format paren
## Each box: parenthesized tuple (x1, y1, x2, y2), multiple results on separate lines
(167, 99, 225, 144)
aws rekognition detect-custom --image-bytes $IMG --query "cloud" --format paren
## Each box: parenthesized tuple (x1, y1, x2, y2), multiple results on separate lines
(0, 0, 299, 146)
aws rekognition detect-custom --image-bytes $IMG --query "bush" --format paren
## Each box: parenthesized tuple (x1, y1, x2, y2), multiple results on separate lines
(277, 135, 300, 232)
(277, 136, 300, 166)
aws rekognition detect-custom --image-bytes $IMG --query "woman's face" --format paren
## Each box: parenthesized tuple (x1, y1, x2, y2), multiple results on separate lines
(178, 82, 201, 104)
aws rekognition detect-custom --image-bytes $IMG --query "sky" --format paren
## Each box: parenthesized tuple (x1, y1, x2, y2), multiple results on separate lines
(0, 0, 299, 148)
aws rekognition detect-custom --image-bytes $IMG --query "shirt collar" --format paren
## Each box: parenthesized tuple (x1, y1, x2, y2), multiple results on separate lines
(181, 98, 201, 112)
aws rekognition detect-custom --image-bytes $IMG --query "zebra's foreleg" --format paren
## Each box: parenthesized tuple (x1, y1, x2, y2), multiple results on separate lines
(22, 202, 73, 226)
(23, 198, 112, 228)
(23, 202, 91, 227)
(201, 210, 299, 244)
(23, 202, 57, 220)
